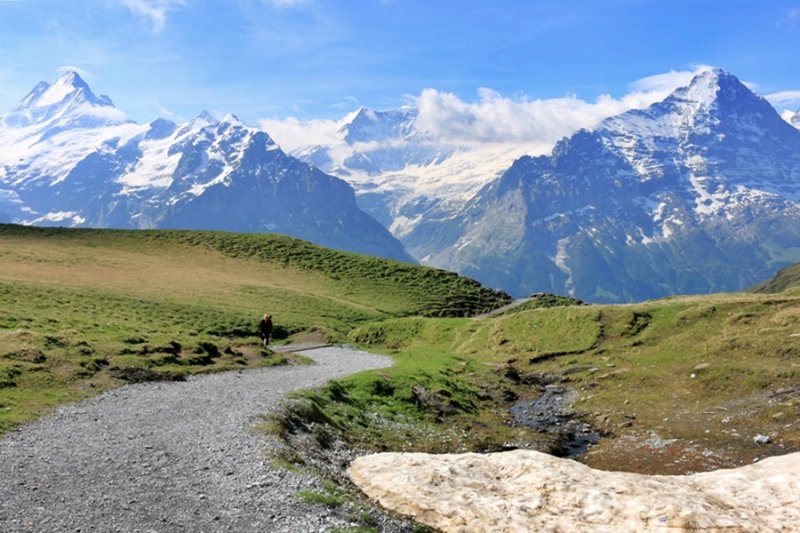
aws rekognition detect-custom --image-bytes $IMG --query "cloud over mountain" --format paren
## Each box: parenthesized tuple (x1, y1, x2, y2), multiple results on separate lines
(264, 66, 719, 154)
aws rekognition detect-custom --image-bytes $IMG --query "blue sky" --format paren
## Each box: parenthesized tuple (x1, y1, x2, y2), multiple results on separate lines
(1, 0, 799, 131)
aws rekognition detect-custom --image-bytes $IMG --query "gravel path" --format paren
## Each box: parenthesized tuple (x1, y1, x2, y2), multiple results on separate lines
(0, 346, 393, 533)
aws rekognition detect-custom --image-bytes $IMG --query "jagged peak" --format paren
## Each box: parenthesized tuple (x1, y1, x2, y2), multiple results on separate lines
(339, 105, 419, 144)
(196, 110, 215, 122)
(340, 106, 418, 130)
(667, 67, 766, 112)
(342, 106, 370, 120)
(597, 67, 777, 141)
(338, 106, 373, 132)
(219, 113, 244, 126)
(2, 70, 126, 129)
(56, 70, 90, 91)
(16, 70, 113, 110)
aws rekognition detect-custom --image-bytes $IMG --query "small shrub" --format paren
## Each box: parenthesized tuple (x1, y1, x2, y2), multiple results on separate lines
(271, 399, 338, 436)
(297, 480, 349, 508)
(4, 349, 46, 363)
(182, 353, 214, 365)
(311, 424, 335, 449)
(326, 381, 349, 402)
(150, 353, 180, 366)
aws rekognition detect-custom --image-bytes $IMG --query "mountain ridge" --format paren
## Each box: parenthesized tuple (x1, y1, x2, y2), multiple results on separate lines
(409, 69, 800, 301)
(0, 71, 412, 262)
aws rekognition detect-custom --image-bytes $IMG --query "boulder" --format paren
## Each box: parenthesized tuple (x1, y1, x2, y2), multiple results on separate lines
(348, 449, 800, 532)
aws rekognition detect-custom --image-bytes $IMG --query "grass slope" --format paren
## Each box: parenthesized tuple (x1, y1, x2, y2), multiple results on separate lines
(0, 224, 510, 433)
(287, 292, 800, 474)
(751, 261, 800, 294)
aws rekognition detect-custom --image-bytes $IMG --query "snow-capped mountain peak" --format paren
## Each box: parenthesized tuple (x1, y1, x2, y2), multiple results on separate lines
(14, 70, 113, 113)
(196, 110, 215, 123)
(1, 70, 126, 131)
(596, 68, 784, 158)
(0, 72, 411, 263)
(679, 67, 727, 107)
(339, 106, 417, 143)
(411, 67, 800, 303)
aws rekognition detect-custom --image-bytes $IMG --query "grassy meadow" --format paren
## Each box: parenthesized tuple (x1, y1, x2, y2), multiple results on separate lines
(0, 224, 509, 433)
(288, 292, 800, 474)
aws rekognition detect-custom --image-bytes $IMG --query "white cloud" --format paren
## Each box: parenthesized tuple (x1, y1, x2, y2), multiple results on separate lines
(411, 66, 715, 146)
(119, 0, 187, 33)
(262, 65, 795, 155)
(258, 116, 341, 151)
(766, 90, 800, 107)
(628, 65, 714, 92)
(56, 65, 92, 79)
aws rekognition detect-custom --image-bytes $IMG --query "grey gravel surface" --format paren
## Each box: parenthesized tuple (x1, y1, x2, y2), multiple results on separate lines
(0, 346, 394, 533)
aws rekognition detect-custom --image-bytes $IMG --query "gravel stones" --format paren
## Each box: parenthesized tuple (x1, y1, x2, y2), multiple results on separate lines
(0, 346, 396, 532)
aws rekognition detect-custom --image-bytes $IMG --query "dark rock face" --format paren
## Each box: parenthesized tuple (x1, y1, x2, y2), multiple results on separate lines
(410, 70, 800, 301)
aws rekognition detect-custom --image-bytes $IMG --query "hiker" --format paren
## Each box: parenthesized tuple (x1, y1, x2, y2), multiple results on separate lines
(259, 313, 273, 347)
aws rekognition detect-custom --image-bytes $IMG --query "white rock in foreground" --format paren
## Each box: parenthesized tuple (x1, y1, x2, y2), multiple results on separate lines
(348, 449, 800, 532)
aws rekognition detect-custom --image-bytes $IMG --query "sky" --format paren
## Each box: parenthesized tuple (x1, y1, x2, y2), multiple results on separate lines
(0, 0, 799, 150)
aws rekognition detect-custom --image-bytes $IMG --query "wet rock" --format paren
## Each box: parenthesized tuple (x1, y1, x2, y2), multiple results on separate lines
(753, 434, 772, 445)
(509, 387, 599, 458)
(411, 384, 457, 416)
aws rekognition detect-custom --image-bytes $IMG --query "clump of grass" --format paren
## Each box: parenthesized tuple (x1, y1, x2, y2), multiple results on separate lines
(296, 479, 351, 508)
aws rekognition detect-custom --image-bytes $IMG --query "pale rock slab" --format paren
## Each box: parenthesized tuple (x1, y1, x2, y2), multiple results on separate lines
(348, 449, 800, 532)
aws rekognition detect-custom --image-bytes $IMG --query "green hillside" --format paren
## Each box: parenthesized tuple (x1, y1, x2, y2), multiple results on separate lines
(283, 292, 800, 475)
(0, 224, 510, 432)
(751, 262, 800, 294)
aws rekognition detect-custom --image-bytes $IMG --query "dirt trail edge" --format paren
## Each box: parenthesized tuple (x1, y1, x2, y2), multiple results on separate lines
(0, 346, 392, 533)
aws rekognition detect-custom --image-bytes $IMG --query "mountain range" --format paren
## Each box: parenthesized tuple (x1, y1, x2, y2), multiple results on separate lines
(293, 106, 529, 239)
(410, 70, 800, 301)
(293, 69, 800, 302)
(0, 71, 411, 262)
(3, 69, 800, 302)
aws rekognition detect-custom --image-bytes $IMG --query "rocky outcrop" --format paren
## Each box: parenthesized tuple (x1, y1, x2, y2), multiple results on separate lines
(348, 449, 800, 532)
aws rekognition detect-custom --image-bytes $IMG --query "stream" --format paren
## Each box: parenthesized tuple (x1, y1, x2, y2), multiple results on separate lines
(509, 386, 600, 458)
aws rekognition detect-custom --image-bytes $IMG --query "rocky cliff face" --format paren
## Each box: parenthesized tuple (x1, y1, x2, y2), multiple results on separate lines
(409, 69, 800, 301)
(0, 72, 412, 262)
